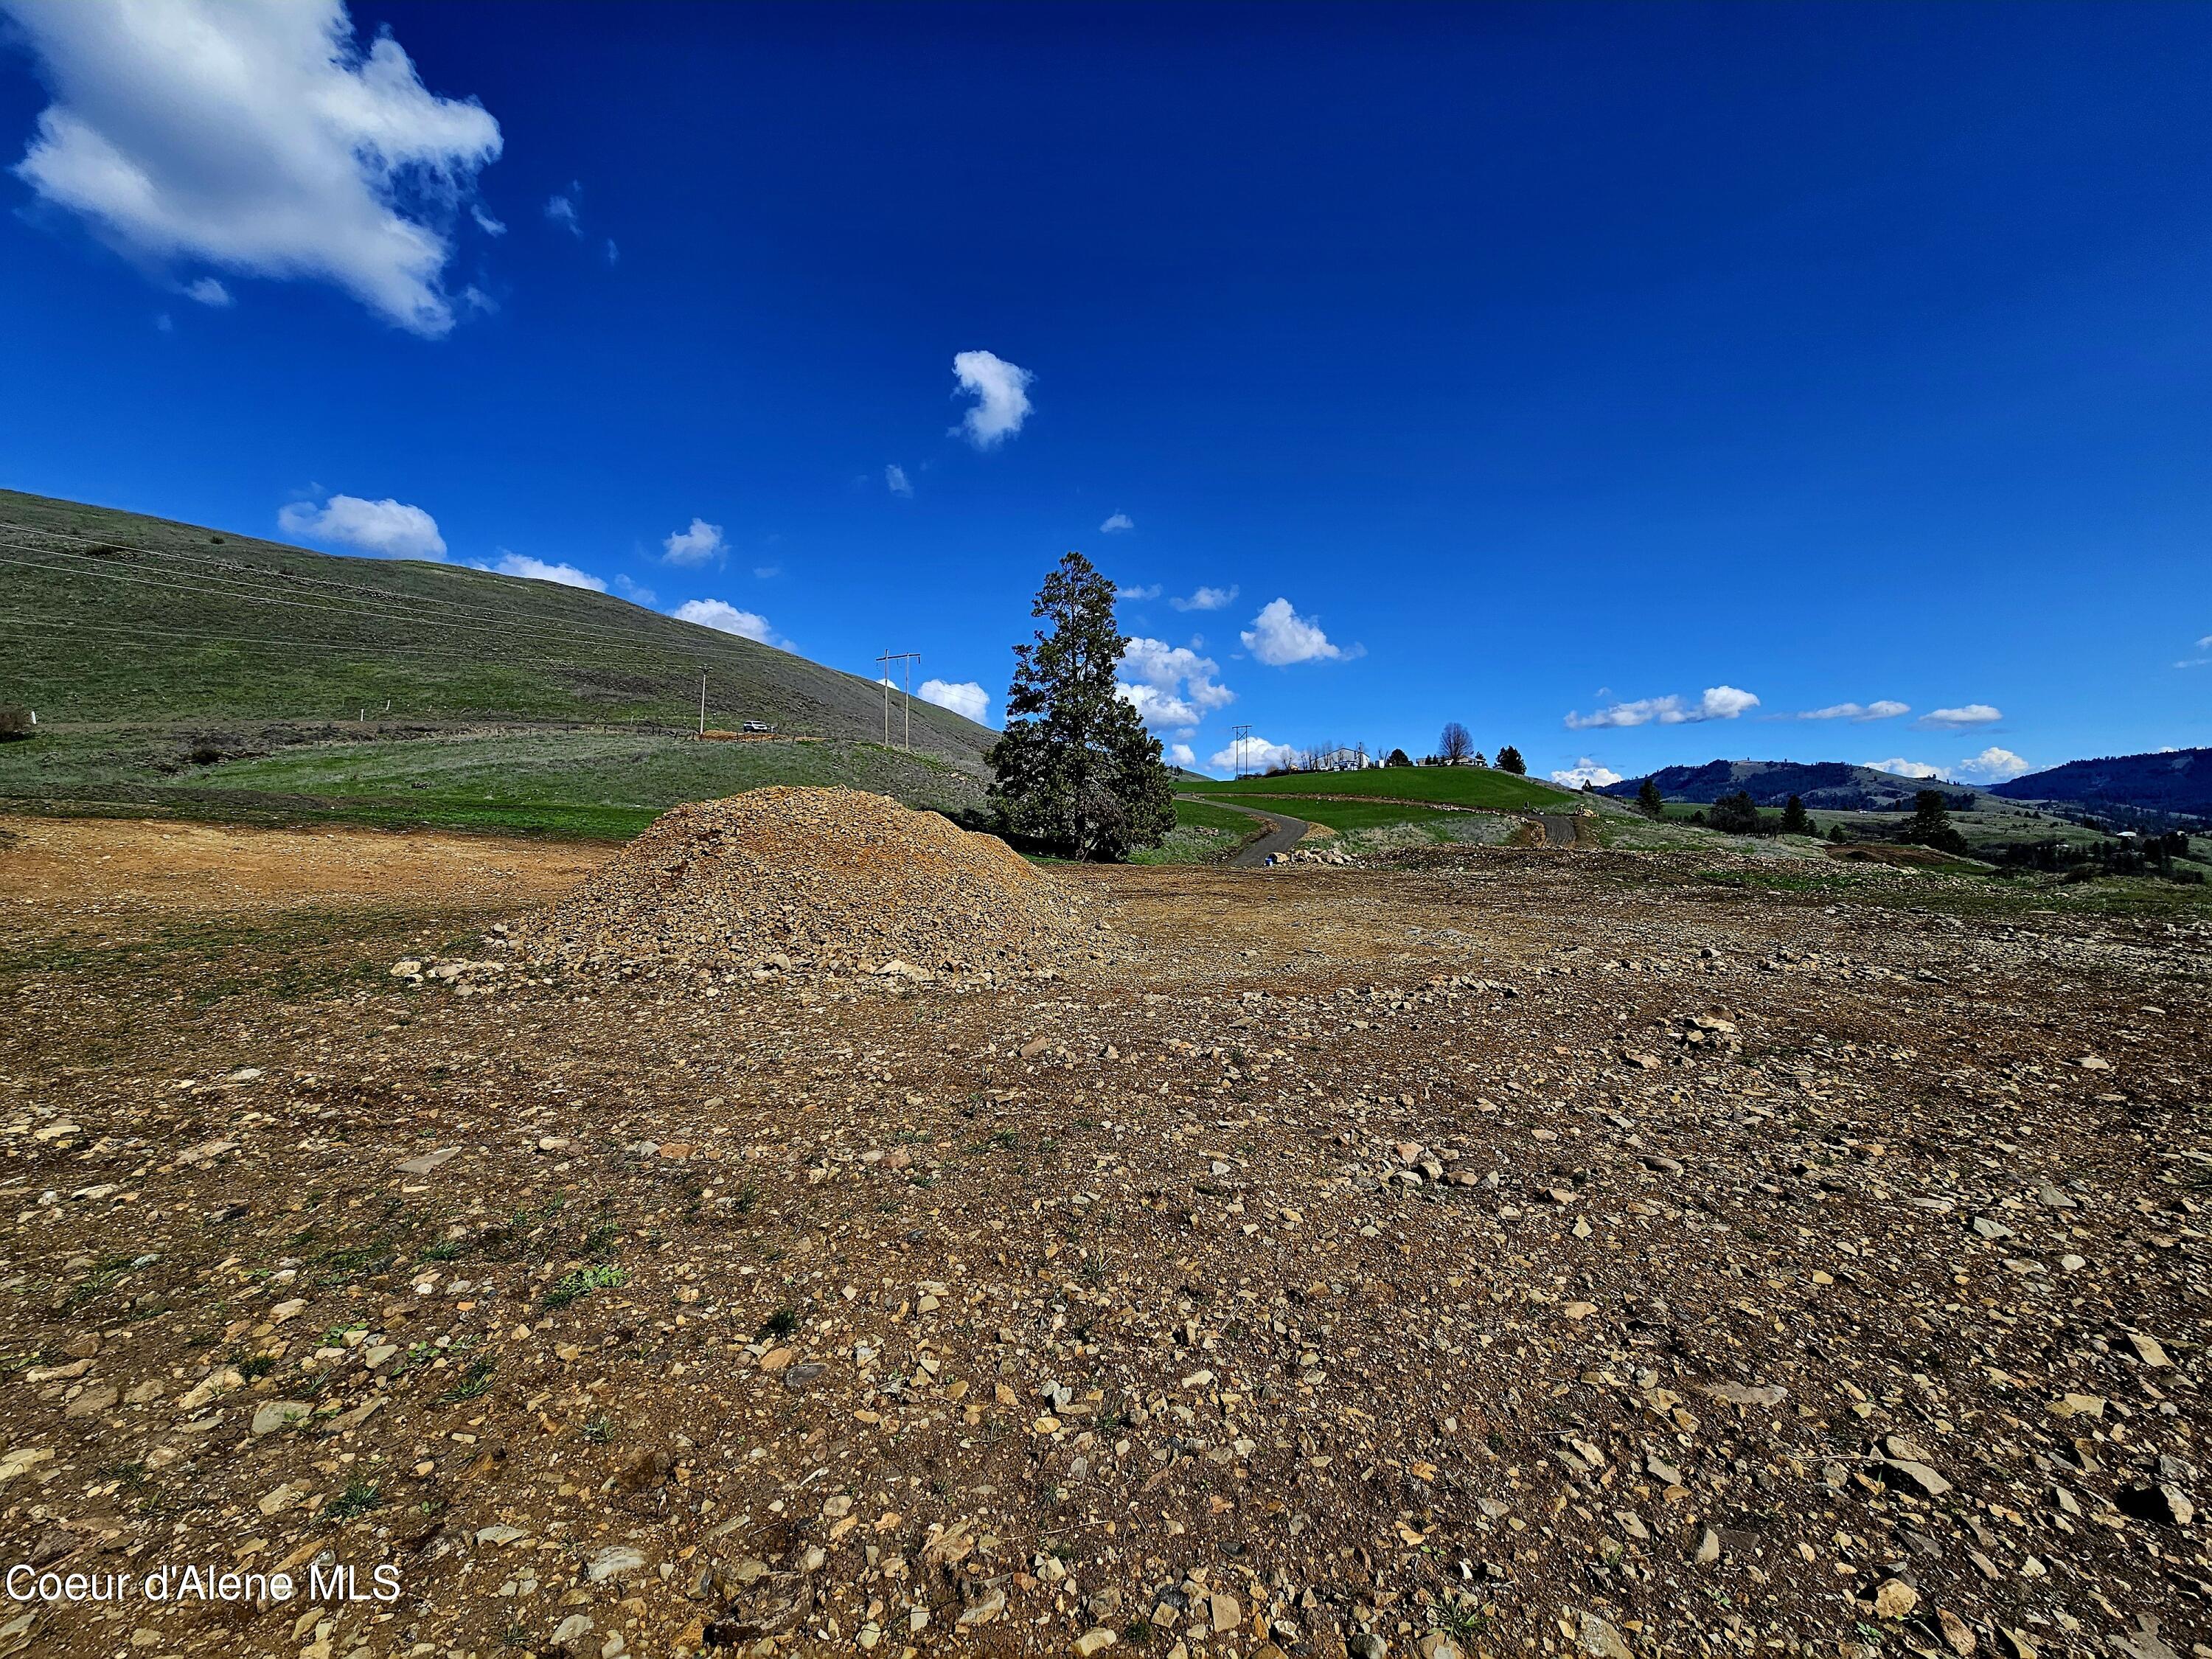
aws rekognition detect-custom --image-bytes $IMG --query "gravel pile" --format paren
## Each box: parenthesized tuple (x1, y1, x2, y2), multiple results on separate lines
(509, 787, 1079, 984)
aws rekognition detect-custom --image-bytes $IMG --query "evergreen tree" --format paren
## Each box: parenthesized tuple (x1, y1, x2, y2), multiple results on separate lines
(1900, 787, 1970, 855)
(1828, 822, 1848, 844)
(987, 552, 1174, 861)
(1635, 776, 1663, 818)
(1710, 789, 1762, 835)
(1495, 744, 1527, 776)
(1780, 793, 1810, 835)
(1384, 747, 1413, 768)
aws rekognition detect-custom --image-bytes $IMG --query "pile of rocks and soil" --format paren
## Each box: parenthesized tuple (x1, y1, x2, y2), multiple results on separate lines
(501, 787, 1084, 987)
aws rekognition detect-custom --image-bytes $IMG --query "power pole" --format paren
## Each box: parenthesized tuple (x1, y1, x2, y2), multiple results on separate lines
(876, 651, 921, 751)
(698, 669, 706, 737)
(1231, 723, 1253, 779)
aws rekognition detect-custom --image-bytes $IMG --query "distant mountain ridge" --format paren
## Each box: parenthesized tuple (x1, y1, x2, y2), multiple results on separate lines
(1600, 759, 1989, 810)
(1992, 748, 2212, 818)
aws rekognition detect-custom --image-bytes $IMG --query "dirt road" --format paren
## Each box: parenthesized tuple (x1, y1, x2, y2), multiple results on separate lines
(1213, 799, 1312, 866)
(1536, 810, 1582, 847)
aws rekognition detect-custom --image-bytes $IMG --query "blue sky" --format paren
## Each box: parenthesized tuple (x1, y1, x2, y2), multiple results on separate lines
(1, 1, 2207, 783)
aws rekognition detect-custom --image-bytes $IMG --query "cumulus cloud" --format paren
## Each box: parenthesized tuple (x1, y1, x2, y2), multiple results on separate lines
(544, 187, 581, 234)
(1116, 582, 1161, 602)
(950, 349, 1033, 448)
(490, 552, 603, 591)
(1920, 703, 2002, 729)
(184, 276, 231, 307)
(4, 0, 503, 336)
(1798, 700, 1909, 722)
(1241, 597, 1352, 667)
(1099, 512, 1134, 534)
(1167, 742, 1197, 768)
(661, 518, 726, 566)
(277, 493, 445, 560)
(1953, 745, 2031, 782)
(610, 573, 655, 605)
(672, 599, 786, 649)
(1551, 758, 1623, 788)
(1116, 637, 1233, 731)
(917, 678, 990, 723)
(1171, 585, 1237, 613)
(1565, 685, 1759, 729)
(1116, 683, 1204, 730)
(885, 464, 912, 498)
(1208, 734, 1297, 772)
(1866, 757, 1947, 780)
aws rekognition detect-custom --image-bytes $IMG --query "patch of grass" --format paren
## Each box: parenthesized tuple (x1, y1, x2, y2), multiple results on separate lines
(326, 1475, 380, 1519)
(543, 1264, 625, 1309)
(758, 1304, 801, 1340)
(435, 1355, 496, 1404)
(581, 1414, 617, 1444)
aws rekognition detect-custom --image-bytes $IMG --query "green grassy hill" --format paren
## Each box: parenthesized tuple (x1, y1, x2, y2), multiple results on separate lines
(0, 489, 996, 835)
(1190, 765, 1576, 811)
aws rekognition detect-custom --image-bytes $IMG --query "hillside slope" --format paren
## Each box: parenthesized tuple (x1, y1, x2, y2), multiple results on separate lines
(0, 490, 998, 835)
(1992, 746, 2212, 817)
(0, 489, 995, 762)
(1601, 759, 1994, 810)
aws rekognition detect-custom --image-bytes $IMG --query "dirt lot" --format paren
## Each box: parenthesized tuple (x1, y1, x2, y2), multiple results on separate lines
(1, 815, 2208, 1659)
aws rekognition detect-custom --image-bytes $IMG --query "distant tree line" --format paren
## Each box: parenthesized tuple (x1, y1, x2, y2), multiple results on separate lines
(1992, 827, 2202, 885)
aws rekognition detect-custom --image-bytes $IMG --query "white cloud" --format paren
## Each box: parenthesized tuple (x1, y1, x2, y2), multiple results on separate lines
(1116, 683, 1203, 729)
(1921, 703, 2002, 729)
(611, 573, 655, 605)
(4, 0, 502, 336)
(1099, 512, 1134, 534)
(1167, 742, 1197, 768)
(661, 518, 726, 566)
(672, 599, 786, 649)
(2199, 633, 2212, 650)
(1866, 757, 1947, 780)
(1171, 584, 1237, 612)
(950, 349, 1033, 448)
(1953, 745, 2031, 782)
(277, 493, 445, 560)
(544, 188, 580, 234)
(1241, 597, 1352, 667)
(885, 464, 912, 498)
(491, 552, 603, 592)
(1798, 700, 1908, 722)
(1551, 758, 1623, 788)
(184, 276, 231, 307)
(1117, 637, 1233, 731)
(917, 679, 990, 723)
(1116, 582, 1161, 602)
(1208, 734, 1297, 772)
(1565, 685, 1759, 729)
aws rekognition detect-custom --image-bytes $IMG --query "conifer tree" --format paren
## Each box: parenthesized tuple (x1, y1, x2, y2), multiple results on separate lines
(987, 552, 1174, 860)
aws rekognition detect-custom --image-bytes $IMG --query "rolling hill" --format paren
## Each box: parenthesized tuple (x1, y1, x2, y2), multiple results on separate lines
(0, 488, 998, 835)
(1599, 759, 1993, 811)
(1992, 747, 2212, 818)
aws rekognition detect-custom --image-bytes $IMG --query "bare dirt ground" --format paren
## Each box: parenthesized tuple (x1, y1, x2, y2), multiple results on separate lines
(1, 815, 2208, 1659)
